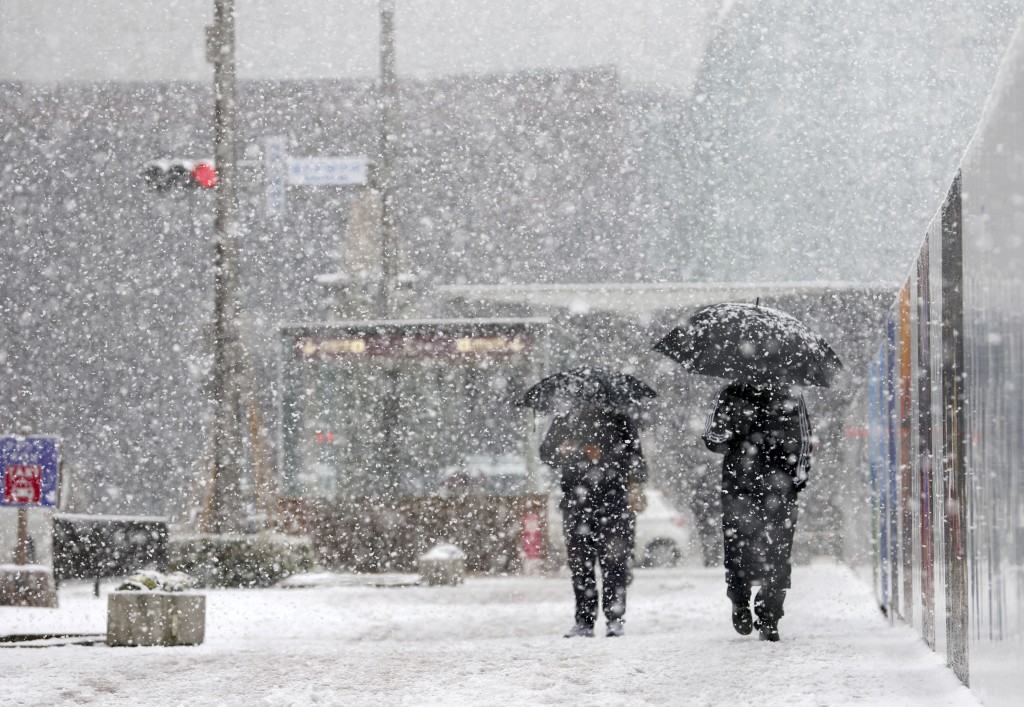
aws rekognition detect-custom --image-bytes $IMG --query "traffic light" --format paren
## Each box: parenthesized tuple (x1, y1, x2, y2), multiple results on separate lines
(142, 159, 218, 191)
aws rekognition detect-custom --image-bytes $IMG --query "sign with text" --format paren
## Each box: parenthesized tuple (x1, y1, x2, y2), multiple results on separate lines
(292, 331, 534, 360)
(286, 156, 368, 186)
(0, 436, 60, 507)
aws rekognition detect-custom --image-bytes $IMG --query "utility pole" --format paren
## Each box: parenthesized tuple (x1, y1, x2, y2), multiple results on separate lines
(206, 0, 246, 533)
(378, 0, 399, 318)
(375, 0, 402, 494)
(13, 426, 31, 565)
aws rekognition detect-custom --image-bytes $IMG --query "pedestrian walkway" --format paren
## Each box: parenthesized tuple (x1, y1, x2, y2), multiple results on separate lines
(1, 562, 975, 706)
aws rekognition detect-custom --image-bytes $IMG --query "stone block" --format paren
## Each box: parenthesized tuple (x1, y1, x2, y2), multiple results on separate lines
(417, 543, 466, 586)
(0, 565, 59, 607)
(106, 591, 206, 646)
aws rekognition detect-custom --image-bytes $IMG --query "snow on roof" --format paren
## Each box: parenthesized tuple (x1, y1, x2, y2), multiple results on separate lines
(52, 513, 169, 524)
(436, 281, 894, 315)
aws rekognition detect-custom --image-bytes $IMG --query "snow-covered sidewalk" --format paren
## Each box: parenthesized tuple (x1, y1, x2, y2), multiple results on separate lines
(1, 562, 976, 706)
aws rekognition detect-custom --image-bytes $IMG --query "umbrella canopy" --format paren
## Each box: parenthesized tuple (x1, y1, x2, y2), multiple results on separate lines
(518, 367, 657, 414)
(652, 302, 843, 387)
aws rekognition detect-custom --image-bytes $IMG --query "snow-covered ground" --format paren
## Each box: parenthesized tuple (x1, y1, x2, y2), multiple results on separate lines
(1, 562, 976, 706)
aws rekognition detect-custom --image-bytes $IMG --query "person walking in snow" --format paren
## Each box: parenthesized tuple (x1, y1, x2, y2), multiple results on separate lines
(702, 379, 812, 642)
(540, 405, 647, 638)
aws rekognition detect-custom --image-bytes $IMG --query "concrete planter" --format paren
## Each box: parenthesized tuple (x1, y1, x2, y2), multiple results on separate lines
(417, 544, 466, 586)
(106, 591, 206, 646)
(0, 565, 58, 607)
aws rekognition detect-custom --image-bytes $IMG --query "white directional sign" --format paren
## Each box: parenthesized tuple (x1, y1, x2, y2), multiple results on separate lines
(286, 157, 369, 186)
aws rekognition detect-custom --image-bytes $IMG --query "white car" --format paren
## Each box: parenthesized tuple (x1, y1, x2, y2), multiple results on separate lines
(437, 453, 535, 496)
(546, 488, 692, 568)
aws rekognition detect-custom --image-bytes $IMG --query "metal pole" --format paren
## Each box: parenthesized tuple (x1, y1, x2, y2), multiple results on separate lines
(207, 0, 245, 533)
(15, 424, 32, 564)
(378, 0, 399, 318)
(16, 508, 28, 565)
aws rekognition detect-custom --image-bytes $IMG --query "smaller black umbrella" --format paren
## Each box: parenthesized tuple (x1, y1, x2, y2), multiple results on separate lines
(652, 302, 843, 387)
(518, 367, 657, 414)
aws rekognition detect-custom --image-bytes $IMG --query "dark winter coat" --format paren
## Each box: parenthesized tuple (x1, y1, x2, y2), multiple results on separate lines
(703, 382, 812, 589)
(540, 407, 647, 513)
(541, 406, 645, 627)
(703, 382, 811, 494)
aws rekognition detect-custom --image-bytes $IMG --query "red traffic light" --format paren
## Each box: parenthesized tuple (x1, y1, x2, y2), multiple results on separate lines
(142, 159, 217, 191)
(191, 161, 217, 188)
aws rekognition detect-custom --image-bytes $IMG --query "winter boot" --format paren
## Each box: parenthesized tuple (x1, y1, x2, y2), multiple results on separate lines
(757, 621, 780, 642)
(606, 618, 625, 637)
(731, 603, 753, 635)
(564, 623, 595, 638)
(754, 588, 785, 642)
(727, 585, 753, 636)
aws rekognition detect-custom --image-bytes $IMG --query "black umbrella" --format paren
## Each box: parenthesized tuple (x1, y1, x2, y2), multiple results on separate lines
(518, 367, 657, 414)
(652, 302, 843, 387)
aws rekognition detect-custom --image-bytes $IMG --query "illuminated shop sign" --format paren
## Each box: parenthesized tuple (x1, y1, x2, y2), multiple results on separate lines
(293, 330, 533, 360)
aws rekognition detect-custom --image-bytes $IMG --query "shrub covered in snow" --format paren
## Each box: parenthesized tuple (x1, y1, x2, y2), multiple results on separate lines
(168, 533, 315, 588)
(116, 570, 198, 592)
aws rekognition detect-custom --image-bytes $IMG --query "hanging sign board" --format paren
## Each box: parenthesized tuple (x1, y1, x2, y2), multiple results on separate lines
(0, 435, 61, 507)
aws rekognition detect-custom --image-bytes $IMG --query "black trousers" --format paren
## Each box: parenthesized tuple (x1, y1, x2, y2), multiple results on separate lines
(722, 485, 799, 623)
(563, 505, 633, 627)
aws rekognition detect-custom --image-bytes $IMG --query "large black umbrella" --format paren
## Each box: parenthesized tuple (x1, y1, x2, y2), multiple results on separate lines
(652, 302, 843, 387)
(518, 367, 657, 414)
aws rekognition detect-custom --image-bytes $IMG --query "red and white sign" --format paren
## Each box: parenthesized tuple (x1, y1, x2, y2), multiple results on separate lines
(522, 511, 542, 560)
(3, 464, 42, 504)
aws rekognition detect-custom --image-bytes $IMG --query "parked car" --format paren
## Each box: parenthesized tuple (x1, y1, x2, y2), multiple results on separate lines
(546, 488, 692, 568)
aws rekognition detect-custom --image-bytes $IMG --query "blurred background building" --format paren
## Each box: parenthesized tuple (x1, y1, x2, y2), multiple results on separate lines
(0, 0, 1020, 524)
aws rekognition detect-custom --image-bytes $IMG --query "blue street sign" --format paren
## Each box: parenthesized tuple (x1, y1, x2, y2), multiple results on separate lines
(0, 436, 61, 507)
(286, 156, 368, 186)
